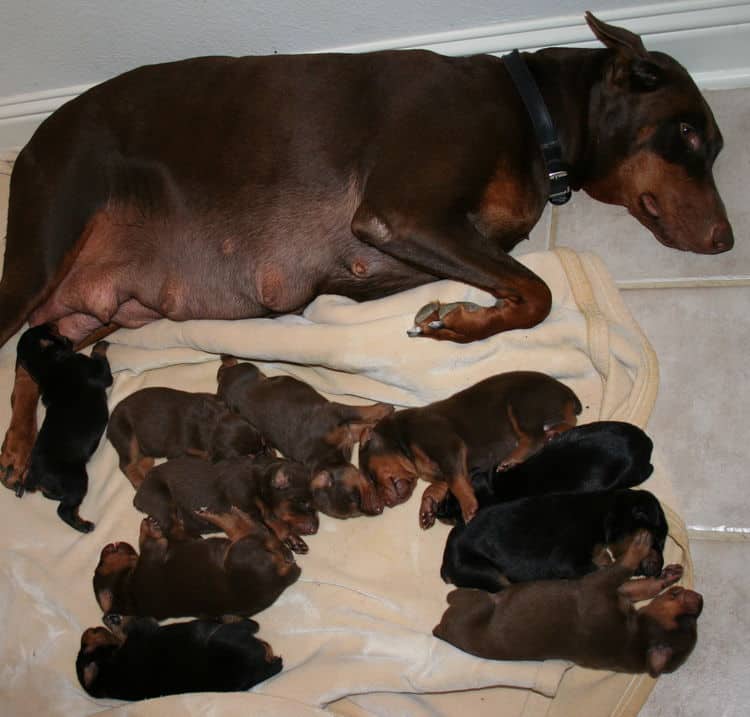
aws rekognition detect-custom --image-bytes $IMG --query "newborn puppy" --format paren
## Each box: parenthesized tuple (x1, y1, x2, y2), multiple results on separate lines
(11, 324, 111, 532)
(77, 615, 282, 699)
(434, 530, 702, 676)
(359, 371, 581, 528)
(94, 514, 300, 620)
(436, 420, 654, 523)
(441, 489, 668, 592)
(108, 386, 267, 488)
(216, 357, 393, 518)
(134, 454, 318, 552)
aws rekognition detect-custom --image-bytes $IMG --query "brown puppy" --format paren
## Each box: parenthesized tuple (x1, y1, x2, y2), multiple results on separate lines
(0, 14, 732, 488)
(216, 358, 393, 519)
(359, 371, 581, 527)
(94, 514, 300, 620)
(134, 454, 318, 553)
(434, 530, 702, 676)
(107, 387, 267, 488)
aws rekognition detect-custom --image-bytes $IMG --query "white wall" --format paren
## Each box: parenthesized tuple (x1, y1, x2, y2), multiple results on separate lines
(0, 0, 670, 97)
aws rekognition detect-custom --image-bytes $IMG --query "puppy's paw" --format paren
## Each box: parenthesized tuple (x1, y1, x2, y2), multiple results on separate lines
(285, 534, 309, 554)
(622, 528, 653, 568)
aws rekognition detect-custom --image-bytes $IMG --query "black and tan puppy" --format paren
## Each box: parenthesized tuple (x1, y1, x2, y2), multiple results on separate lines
(94, 514, 300, 620)
(134, 454, 318, 553)
(359, 371, 581, 528)
(107, 386, 267, 488)
(441, 488, 668, 592)
(77, 615, 282, 699)
(7, 324, 111, 532)
(217, 357, 393, 519)
(436, 420, 654, 523)
(435, 530, 702, 676)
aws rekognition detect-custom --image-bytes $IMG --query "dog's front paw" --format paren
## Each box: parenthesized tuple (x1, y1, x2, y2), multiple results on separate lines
(408, 301, 485, 343)
(0, 438, 32, 491)
(660, 563, 684, 587)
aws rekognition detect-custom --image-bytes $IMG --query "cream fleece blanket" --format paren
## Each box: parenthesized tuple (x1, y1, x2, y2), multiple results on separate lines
(0, 153, 690, 717)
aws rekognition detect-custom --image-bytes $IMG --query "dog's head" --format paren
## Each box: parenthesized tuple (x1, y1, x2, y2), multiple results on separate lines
(638, 585, 704, 676)
(16, 323, 74, 383)
(581, 12, 732, 254)
(604, 490, 668, 576)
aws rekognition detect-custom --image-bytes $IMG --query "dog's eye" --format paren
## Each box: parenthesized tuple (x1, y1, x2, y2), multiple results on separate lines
(680, 122, 701, 151)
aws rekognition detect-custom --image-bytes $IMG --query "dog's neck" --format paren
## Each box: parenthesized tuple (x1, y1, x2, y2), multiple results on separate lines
(521, 47, 613, 192)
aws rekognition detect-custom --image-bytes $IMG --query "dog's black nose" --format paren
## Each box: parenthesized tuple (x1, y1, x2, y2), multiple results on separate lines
(711, 221, 734, 252)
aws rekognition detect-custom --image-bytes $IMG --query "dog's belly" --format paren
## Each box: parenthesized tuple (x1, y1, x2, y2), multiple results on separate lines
(27, 202, 434, 342)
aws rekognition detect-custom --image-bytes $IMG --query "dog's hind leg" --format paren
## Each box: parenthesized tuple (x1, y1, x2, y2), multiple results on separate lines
(0, 363, 39, 491)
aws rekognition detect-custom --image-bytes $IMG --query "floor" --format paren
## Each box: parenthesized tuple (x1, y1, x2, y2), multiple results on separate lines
(0, 86, 747, 716)
(520, 87, 750, 717)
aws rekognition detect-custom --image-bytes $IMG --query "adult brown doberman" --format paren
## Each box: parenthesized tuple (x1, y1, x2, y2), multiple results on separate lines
(0, 13, 733, 489)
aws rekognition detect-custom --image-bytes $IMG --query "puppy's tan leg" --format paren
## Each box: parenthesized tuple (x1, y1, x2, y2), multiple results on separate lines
(618, 564, 684, 602)
(195, 505, 262, 542)
(122, 435, 155, 489)
(419, 481, 450, 530)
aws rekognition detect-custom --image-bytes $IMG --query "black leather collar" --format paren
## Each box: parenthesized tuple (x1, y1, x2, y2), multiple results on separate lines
(503, 49, 572, 206)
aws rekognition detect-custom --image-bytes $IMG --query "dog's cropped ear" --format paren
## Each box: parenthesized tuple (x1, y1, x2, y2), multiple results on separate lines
(586, 11, 662, 91)
(586, 12, 647, 56)
(646, 644, 674, 677)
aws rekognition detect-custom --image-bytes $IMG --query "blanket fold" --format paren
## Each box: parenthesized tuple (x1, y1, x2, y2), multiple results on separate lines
(0, 244, 688, 717)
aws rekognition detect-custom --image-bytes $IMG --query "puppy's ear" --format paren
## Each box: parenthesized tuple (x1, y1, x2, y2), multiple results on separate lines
(271, 469, 290, 490)
(310, 470, 333, 490)
(646, 644, 674, 677)
(359, 425, 374, 448)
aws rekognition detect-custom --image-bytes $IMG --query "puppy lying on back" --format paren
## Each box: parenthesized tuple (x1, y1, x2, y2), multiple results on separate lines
(94, 515, 300, 620)
(10, 324, 111, 532)
(77, 615, 282, 700)
(216, 357, 393, 519)
(359, 371, 581, 528)
(108, 386, 267, 488)
(441, 488, 667, 592)
(134, 454, 318, 552)
(434, 530, 702, 677)
(436, 421, 654, 523)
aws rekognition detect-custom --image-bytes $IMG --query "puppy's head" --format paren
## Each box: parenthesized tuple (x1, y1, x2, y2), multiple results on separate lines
(264, 458, 319, 536)
(638, 585, 704, 676)
(359, 426, 418, 509)
(76, 626, 120, 697)
(605, 490, 668, 576)
(310, 462, 383, 518)
(16, 323, 73, 383)
(93, 542, 138, 615)
(215, 358, 265, 403)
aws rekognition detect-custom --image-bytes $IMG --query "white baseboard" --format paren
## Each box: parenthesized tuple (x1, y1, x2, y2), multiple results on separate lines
(1, 0, 749, 150)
